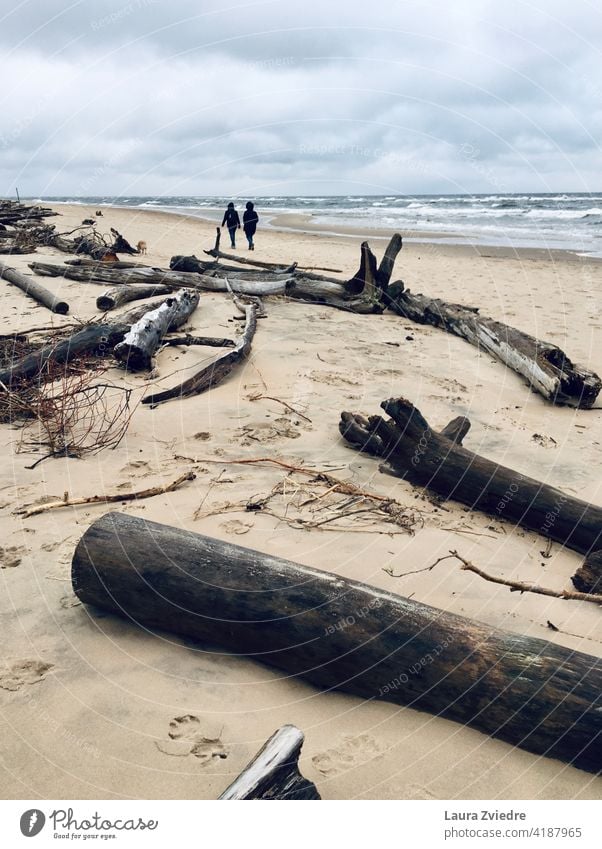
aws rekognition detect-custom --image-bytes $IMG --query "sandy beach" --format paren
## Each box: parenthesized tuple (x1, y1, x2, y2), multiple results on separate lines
(1, 202, 601, 801)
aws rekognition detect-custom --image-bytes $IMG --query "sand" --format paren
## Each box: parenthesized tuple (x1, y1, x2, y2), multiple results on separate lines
(0, 203, 601, 800)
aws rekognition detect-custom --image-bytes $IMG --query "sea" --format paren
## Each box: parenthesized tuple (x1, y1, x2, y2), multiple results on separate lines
(36, 194, 602, 258)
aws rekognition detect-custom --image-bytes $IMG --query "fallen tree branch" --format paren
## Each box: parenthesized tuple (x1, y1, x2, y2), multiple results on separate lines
(218, 725, 320, 800)
(449, 549, 602, 606)
(19, 470, 196, 517)
(96, 283, 174, 311)
(72, 513, 602, 773)
(162, 334, 235, 349)
(142, 302, 257, 407)
(113, 289, 200, 371)
(0, 262, 69, 314)
(386, 281, 601, 409)
(340, 397, 602, 556)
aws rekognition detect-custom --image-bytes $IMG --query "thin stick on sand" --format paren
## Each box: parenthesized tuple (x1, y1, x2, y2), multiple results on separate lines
(18, 470, 196, 517)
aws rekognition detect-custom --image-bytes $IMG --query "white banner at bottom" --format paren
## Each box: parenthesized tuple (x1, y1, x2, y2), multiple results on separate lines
(0, 799, 599, 849)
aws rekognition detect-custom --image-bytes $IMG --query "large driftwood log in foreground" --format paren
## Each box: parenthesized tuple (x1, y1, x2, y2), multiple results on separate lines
(0, 299, 171, 387)
(386, 281, 601, 409)
(142, 302, 257, 406)
(96, 283, 174, 311)
(219, 725, 320, 800)
(113, 289, 199, 371)
(0, 262, 69, 314)
(340, 397, 602, 556)
(572, 550, 602, 594)
(72, 512, 602, 773)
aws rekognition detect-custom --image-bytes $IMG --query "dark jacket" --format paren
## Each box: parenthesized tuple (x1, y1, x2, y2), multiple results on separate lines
(243, 207, 259, 235)
(222, 208, 240, 229)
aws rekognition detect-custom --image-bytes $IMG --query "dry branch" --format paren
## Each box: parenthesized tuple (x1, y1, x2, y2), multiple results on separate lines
(0, 262, 69, 314)
(142, 302, 257, 407)
(19, 470, 195, 517)
(340, 397, 602, 556)
(386, 281, 601, 408)
(96, 283, 174, 311)
(443, 550, 602, 607)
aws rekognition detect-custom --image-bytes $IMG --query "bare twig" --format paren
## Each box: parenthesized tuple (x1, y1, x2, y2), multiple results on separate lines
(248, 393, 312, 423)
(19, 471, 196, 517)
(451, 550, 602, 606)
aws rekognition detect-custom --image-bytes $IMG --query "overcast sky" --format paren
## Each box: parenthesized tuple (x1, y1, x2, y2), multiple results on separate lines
(1, 0, 601, 197)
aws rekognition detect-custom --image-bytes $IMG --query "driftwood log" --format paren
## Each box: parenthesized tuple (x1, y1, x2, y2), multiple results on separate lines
(218, 726, 320, 800)
(113, 289, 199, 371)
(0, 298, 172, 387)
(339, 397, 602, 556)
(386, 280, 601, 409)
(71, 512, 602, 773)
(572, 550, 602, 594)
(0, 262, 69, 314)
(96, 283, 173, 312)
(142, 302, 256, 406)
(96, 283, 174, 311)
(29, 261, 294, 295)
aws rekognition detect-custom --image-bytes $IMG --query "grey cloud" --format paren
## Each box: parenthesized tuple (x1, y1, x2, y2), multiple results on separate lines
(1, 0, 601, 194)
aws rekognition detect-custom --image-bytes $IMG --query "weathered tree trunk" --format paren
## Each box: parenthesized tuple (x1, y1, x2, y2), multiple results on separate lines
(96, 284, 174, 311)
(572, 550, 602, 594)
(113, 289, 199, 371)
(142, 303, 256, 405)
(0, 299, 172, 386)
(0, 262, 69, 314)
(71, 512, 602, 773)
(29, 261, 294, 295)
(386, 282, 601, 409)
(218, 726, 320, 800)
(339, 397, 602, 556)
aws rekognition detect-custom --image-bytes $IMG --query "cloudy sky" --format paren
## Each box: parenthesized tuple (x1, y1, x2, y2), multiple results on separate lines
(1, 0, 601, 197)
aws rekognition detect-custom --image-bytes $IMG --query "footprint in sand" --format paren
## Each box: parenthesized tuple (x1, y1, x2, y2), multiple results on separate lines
(156, 714, 228, 765)
(220, 519, 253, 536)
(0, 545, 25, 569)
(311, 734, 384, 776)
(0, 659, 53, 691)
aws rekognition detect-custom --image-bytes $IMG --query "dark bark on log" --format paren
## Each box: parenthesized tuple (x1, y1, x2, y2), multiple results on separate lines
(572, 550, 602, 594)
(71, 512, 602, 773)
(0, 262, 69, 314)
(0, 299, 172, 387)
(142, 303, 257, 406)
(113, 290, 199, 371)
(219, 725, 320, 800)
(386, 282, 601, 409)
(376, 233, 403, 289)
(339, 397, 602, 556)
(96, 284, 174, 311)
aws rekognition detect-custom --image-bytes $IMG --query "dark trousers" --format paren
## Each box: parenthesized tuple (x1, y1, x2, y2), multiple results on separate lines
(228, 226, 237, 247)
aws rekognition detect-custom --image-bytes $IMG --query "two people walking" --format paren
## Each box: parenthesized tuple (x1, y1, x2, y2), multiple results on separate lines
(221, 201, 258, 250)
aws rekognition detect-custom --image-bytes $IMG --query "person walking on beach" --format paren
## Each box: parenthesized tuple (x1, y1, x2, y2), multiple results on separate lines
(221, 202, 241, 248)
(243, 201, 259, 250)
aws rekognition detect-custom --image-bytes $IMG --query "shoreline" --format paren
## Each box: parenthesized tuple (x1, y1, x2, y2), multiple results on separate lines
(39, 199, 602, 264)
